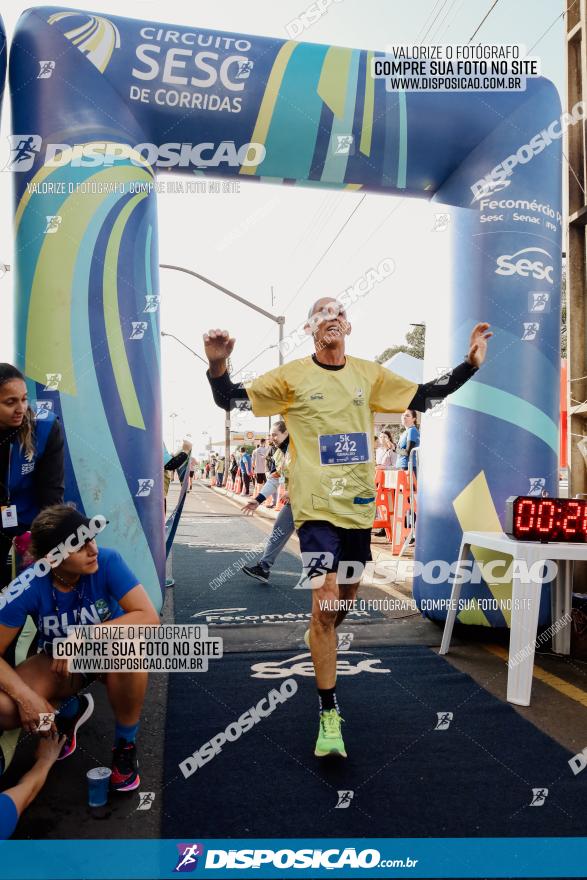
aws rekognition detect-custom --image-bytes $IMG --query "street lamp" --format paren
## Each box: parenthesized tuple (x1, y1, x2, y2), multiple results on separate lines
(160, 264, 286, 469)
(161, 331, 208, 365)
(160, 264, 285, 362)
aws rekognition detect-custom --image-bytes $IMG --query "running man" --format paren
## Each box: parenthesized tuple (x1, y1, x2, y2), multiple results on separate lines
(204, 300, 491, 758)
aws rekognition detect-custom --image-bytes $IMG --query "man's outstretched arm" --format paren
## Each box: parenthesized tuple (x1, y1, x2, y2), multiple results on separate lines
(204, 329, 250, 411)
(204, 329, 290, 418)
(206, 369, 250, 411)
(409, 322, 492, 411)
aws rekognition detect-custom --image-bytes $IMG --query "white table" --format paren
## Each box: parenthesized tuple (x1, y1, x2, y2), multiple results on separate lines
(439, 530, 587, 706)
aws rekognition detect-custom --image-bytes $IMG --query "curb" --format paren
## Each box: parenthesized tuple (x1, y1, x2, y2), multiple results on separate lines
(209, 485, 280, 521)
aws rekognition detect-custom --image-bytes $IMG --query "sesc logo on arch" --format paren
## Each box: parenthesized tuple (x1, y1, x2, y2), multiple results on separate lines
(250, 650, 391, 679)
(494, 247, 553, 283)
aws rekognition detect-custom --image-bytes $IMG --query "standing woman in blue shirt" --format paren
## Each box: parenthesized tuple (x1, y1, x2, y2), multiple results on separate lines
(0, 364, 65, 780)
(396, 409, 420, 471)
(0, 364, 65, 588)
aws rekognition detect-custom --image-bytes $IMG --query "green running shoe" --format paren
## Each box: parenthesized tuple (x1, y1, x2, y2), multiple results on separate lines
(314, 709, 347, 758)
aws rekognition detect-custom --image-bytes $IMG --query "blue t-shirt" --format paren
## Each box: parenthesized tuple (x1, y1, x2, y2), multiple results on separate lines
(240, 453, 252, 473)
(0, 793, 18, 839)
(397, 426, 420, 470)
(0, 548, 139, 653)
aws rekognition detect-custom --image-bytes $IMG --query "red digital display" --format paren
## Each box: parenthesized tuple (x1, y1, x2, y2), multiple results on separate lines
(506, 496, 587, 542)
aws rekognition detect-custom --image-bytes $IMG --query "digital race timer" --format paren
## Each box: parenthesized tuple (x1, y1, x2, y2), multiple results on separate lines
(505, 496, 587, 542)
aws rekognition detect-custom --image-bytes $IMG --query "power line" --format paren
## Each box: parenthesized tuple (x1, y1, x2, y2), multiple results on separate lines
(433, 0, 468, 42)
(428, 0, 462, 43)
(283, 193, 367, 312)
(414, 0, 445, 42)
(525, 0, 577, 56)
(289, 191, 344, 261)
(468, 0, 502, 42)
(420, 0, 452, 43)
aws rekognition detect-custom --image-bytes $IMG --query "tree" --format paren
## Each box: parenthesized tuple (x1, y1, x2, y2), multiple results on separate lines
(376, 324, 426, 364)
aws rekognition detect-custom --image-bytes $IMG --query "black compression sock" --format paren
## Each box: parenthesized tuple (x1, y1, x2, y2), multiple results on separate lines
(318, 687, 339, 714)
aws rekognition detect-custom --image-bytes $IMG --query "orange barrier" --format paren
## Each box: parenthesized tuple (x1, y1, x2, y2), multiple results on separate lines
(373, 467, 417, 551)
(226, 475, 234, 491)
(234, 472, 242, 494)
(390, 469, 417, 554)
(373, 468, 393, 542)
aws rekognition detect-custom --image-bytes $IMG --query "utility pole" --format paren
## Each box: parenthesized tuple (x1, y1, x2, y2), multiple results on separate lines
(160, 265, 286, 475)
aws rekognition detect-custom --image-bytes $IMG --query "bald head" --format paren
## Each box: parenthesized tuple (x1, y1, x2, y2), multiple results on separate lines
(304, 296, 350, 352)
(307, 297, 339, 320)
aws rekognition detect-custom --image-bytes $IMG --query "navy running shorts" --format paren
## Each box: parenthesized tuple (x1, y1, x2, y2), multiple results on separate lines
(297, 520, 372, 580)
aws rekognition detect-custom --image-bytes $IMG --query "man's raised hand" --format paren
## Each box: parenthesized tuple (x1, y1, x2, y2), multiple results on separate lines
(467, 322, 493, 368)
(203, 329, 235, 377)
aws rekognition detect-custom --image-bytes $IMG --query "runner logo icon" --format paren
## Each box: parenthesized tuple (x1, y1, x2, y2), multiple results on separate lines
(175, 843, 204, 872)
(435, 711, 453, 730)
(335, 790, 354, 808)
(38, 60, 56, 79)
(529, 788, 548, 807)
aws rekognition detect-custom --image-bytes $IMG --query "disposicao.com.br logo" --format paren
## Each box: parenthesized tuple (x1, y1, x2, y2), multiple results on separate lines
(199, 846, 410, 870)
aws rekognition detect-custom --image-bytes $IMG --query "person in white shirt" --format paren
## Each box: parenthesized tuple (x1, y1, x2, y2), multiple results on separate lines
(378, 430, 397, 469)
(251, 438, 268, 487)
(375, 434, 385, 466)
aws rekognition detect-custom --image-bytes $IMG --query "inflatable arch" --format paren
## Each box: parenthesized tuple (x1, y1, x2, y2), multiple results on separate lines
(7, 8, 562, 621)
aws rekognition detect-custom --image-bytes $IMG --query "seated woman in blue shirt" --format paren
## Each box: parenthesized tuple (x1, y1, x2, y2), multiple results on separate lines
(0, 504, 159, 792)
(396, 409, 420, 471)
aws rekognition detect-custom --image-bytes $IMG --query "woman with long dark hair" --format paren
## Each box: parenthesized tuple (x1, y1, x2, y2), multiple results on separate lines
(0, 364, 65, 587)
(378, 429, 397, 469)
(396, 409, 420, 471)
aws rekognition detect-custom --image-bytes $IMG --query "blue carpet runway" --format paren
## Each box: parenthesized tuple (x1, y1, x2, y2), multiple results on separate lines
(162, 644, 587, 839)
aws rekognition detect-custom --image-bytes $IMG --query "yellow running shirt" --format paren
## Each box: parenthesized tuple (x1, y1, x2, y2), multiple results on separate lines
(246, 355, 417, 529)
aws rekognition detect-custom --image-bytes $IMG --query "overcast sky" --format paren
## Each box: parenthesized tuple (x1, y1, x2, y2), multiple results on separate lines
(0, 0, 565, 456)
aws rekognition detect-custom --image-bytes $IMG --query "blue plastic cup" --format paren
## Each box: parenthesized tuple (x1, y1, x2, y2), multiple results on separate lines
(87, 767, 111, 807)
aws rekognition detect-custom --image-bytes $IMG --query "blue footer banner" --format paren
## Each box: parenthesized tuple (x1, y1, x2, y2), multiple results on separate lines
(1, 838, 587, 878)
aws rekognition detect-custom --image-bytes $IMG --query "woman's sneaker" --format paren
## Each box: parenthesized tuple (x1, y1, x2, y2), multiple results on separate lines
(111, 739, 140, 792)
(56, 693, 95, 760)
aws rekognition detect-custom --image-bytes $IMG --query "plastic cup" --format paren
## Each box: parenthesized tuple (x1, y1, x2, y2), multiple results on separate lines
(87, 767, 111, 807)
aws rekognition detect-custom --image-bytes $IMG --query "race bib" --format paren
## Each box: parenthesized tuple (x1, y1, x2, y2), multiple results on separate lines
(318, 433, 370, 466)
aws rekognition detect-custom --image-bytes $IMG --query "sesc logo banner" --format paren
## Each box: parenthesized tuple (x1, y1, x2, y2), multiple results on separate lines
(250, 651, 391, 679)
(204, 847, 381, 870)
(495, 247, 553, 283)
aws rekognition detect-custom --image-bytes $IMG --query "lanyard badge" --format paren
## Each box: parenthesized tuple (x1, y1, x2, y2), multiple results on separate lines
(1, 504, 18, 528)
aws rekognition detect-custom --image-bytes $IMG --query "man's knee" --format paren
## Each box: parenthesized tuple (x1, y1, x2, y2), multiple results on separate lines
(339, 581, 360, 601)
(312, 592, 338, 628)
